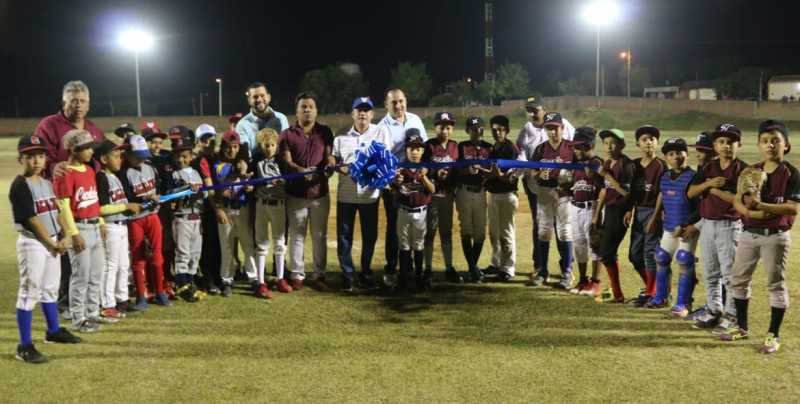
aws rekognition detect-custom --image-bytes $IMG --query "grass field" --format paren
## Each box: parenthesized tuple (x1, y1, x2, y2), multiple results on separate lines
(2, 113, 800, 403)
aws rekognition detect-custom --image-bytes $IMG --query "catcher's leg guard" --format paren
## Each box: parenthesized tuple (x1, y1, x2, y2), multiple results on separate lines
(649, 247, 672, 304)
(673, 249, 696, 310)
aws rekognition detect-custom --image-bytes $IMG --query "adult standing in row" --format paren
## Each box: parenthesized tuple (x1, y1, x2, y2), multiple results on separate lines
(377, 88, 428, 284)
(237, 82, 290, 158)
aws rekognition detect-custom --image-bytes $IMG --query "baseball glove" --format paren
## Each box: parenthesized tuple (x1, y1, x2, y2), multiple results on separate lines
(589, 225, 603, 252)
(737, 166, 767, 203)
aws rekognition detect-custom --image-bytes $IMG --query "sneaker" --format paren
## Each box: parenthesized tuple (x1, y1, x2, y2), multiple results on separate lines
(761, 332, 781, 354)
(595, 288, 625, 303)
(276, 279, 293, 293)
(101, 308, 126, 319)
(645, 297, 670, 309)
(628, 289, 651, 307)
(45, 327, 83, 344)
(221, 284, 233, 297)
(553, 274, 573, 290)
(206, 285, 220, 296)
(134, 297, 150, 311)
(685, 305, 709, 322)
(116, 300, 135, 314)
(383, 272, 398, 289)
(570, 278, 589, 294)
(313, 278, 329, 291)
(717, 325, 749, 341)
(289, 278, 304, 291)
(526, 275, 546, 287)
(357, 277, 380, 291)
(177, 284, 200, 302)
(712, 314, 737, 335)
(256, 283, 273, 299)
(692, 311, 722, 329)
(469, 268, 484, 284)
(73, 320, 101, 334)
(164, 283, 175, 300)
(16, 343, 47, 364)
(580, 281, 603, 297)
(340, 278, 353, 293)
(60, 310, 72, 321)
(421, 272, 433, 291)
(155, 293, 172, 306)
(445, 267, 464, 284)
(89, 315, 118, 324)
(483, 265, 501, 275)
(488, 272, 513, 283)
(668, 306, 689, 319)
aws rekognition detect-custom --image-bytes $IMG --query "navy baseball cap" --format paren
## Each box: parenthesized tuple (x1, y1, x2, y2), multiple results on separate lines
(168, 125, 195, 142)
(171, 137, 196, 151)
(466, 116, 484, 129)
(114, 122, 136, 138)
(404, 128, 425, 147)
(94, 139, 128, 159)
(759, 119, 790, 154)
(689, 131, 715, 151)
(18, 134, 47, 153)
(635, 125, 661, 140)
(525, 94, 544, 110)
(434, 112, 456, 126)
(661, 137, 688, 154)
(568, 126, 598, 147)
(543, 112, 563, 128)
(352, 97, 374, 110)
(712, 123, 742, 141)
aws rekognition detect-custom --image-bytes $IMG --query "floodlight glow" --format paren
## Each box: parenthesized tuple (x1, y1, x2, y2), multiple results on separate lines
(583, 1, 618, 25)
(119, 30, 153, 52)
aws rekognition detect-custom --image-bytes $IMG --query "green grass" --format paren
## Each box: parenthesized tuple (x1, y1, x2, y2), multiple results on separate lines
(1, 129, 800, 403)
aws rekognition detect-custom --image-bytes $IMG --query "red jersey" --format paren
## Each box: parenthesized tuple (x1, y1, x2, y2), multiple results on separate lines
(696, 158, 748, 220)
(572, 155, 604, 203)
(603, 155, 635, 207)
(393, 168, 432, 208)
(531, 140, 576, 188)
(742, 161, 800, 230)
(423, 138, 458, 192)
(631, 157, 666, 207)
(54, 164, 100, 219)
(457, 140, 493, 187)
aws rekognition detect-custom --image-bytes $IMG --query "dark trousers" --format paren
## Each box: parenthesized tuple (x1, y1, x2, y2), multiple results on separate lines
(199, 199, 222, 288)
(337, 201, 379, 281)
(523, 180, 572, 272)
(382, 189, 399, 272)
(628, 206, 661, 274)
(599, 204, 629, 267)
(57, 253, 71, 310)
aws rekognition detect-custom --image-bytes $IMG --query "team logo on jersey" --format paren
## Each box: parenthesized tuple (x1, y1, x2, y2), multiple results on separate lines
(34, 196, 58, 215)
(110, 186, 127, 203)
(399, 180, 426, 195)
(75, 186, 99, 210)
(133, 178, 156, 197)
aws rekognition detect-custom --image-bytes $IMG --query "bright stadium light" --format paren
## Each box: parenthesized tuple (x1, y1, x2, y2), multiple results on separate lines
(119, 30, 153, 117)
(584, 2, 619, 97)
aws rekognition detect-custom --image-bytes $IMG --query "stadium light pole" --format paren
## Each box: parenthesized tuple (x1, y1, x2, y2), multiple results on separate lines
(620, 46, 631, 98)
(584, 2, 618, 97)
(216, 78, 223, 116)
(119, 30, 153, 117)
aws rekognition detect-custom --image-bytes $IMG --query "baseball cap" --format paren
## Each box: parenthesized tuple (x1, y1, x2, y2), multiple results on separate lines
(124, 134, 152, 158)
(543, 112, 563, 128)
(434, 112, 456, 126)
(568, 126, 598, 147)
(712, 123, 742, 141)
(113, 122, 136, 138)
(141, 122, 160, 132)
(599, 129, 625, 142)
(351, 97, 374, 110)
(195, 124, 217, 140)
(18, 134, 47, 154)
(635, 125, 661, 140)
(94, 139, 128, 159)
(168, 125, 195, 142)
(661, 137, 688, 154)
(63, 129, 98, 150)
(404, 128, 425, 147)
(227, 113, 243, 124)
(171, 137, 195, 151)
(759, 119, 790, 154)
(525, 94, 544, 110)
(465, 116, 484, 129)
(221, 131, 241, 145)
(689, 131, 715, 151)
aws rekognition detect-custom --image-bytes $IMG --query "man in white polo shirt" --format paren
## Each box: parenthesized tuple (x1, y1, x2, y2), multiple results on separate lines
(377, 88, 427, 281)
(334, 97, 394, 292)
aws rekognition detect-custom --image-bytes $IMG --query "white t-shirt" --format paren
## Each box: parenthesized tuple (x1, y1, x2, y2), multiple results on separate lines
(333, 123, 394, 204)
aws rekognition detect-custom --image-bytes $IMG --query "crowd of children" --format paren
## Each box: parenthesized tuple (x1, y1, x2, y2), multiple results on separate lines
(11, 100, 798, 363)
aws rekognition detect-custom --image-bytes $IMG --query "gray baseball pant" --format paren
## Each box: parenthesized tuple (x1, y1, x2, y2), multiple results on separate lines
(700, 218, 741, 315)
(69, 222, 104, 327)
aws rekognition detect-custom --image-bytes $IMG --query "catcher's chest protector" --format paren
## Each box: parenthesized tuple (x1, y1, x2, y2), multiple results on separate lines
(661, 170, 694, 232)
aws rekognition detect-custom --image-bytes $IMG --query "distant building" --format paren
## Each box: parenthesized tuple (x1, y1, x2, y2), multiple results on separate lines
(338, 62, 361, 75)
(767, 75, 800, 101)
(679, 81, 717, 100)
(643, 86, 679, 99)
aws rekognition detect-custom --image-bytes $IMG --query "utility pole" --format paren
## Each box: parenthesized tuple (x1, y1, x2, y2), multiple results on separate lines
(484, 0, 495, 81)
(200, 91, 204, 116)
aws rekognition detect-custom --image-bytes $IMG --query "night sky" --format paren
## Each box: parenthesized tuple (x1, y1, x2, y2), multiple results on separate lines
(2, 0, 799, 117)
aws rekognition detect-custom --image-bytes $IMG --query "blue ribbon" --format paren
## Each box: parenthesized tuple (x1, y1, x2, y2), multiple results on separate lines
(350, 141, 398, 190)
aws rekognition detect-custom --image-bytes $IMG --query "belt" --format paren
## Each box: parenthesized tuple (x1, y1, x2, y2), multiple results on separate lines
(259, 198, 284, 206)
(109, 220, 128, 226)
(744, 227, 787, 236)
(175, 213, 201, 220)
(75, 218, 99, 224)
(571, 200, 595, 209)
(399, 205, 427, 213)
(458, 184, 484, 193)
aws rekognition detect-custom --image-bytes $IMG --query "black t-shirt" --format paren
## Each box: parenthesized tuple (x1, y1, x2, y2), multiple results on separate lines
(486, 140, 519, 194)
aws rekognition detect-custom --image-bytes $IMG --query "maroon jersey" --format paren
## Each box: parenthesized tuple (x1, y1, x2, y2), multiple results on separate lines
(458, 140, 493, 187)
(742, 161, 800, 230)
(603, 155, 635, 207)
(54, 164, 100, 219)
(697, 158, 748, 220)
(423, 138, 458, 193)
(631, 157, 666, 207)
(572, 155, 604, 203)
(394, 168, 432, 208)
(531, 140, 576, 188)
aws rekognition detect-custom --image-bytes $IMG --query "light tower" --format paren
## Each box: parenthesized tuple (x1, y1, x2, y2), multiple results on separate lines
(484, 0, 495, 81)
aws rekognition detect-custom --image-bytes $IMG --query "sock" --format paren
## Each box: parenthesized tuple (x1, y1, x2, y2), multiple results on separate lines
(645, 270, 656, 296)
(635, 267, 647, 286)
(460, 237, 474, 269)
(590, 277, 602, 283)
(133, 267, 147, 298)
(734, 298, 749, 331)
(17, 309, 33, 347)
(413, 250, 424, 276)
(472, 240, 484, 270)
(256, 255, 266, 284)
(560, 241, 574, 274)
(768, 307, 786, 337)
(539, 241, 550, 277)
(41, 302, 60, 335)
(150, 262, 165, 294)
(399, 250, 412, 274)
(579, 275, 589, 283)
(275, 254, 285, 280)
(605, 261, 622, 298)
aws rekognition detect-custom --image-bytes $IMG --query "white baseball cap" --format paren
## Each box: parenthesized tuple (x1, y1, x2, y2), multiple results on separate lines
(195, 124, 217, 140)
(124, 134, 152, 158)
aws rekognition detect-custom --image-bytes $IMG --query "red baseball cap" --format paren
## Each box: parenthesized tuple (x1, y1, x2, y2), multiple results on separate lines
(221, 131, 241, 145)
(228, 113, 243, 124)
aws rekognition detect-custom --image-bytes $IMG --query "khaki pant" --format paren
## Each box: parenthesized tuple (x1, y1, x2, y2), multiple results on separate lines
(424, 191, 454, 269)
(455, 186, 487, 242)
(731, 230, 791, 309)
(287, 194, 330, 281)
(488, 192, 518, 276)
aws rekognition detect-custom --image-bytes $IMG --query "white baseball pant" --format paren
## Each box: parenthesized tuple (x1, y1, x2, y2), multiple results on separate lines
(255, 201, 287, 256)
(69, 222, 104, 327)
(699, 218, 741, 315)
(287, 194, 330, 281)
(488, 192, 518, 276)
(424, 192, 454, 269)
(16, 234, 60, 311)
(101, 223, 129, 309)
(398, 206, 427, 251)
(570, 203, 600, 264)
(536, 187, 572, 242)
(173, 217, 203, 276)
(218, 206, 257, 284)
(455, 187, 487, 242)
(660, 230, 698, 257)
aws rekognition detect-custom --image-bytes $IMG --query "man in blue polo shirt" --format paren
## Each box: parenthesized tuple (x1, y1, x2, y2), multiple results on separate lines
(236, 82, 290, 158)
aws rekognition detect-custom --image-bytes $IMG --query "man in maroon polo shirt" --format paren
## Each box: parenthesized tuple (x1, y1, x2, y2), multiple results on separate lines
(280, 92, 335, 291)
(34, 81, 106, 180)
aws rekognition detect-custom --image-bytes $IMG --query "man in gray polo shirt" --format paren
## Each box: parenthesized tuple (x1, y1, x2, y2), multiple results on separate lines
(236, 82, 290, 158)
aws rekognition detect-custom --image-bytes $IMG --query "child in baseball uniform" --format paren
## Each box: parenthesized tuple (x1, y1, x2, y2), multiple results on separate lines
(719, 119, 799, 354)
(95, 140, 141, 317)
(165, 137, 205, 302)
(423, 113, 460, 283)
(592, 129, 635, 303)
(390, 130, 435, 291)
(627, 126, 667, 307)
(456, 116, 492, 283)
(527, 112, 575, 290)
(11, 134, 82, 364)
(54, 130, 111, 333)
(688, 124, 747, 330)
(565, 127, 605, 297)
(251, 128, 291, 297)
(192, 124, 223, 295)
(645, 138, 701, 317)
(119, 134, 169, 310)
(143, 123, 176, 299)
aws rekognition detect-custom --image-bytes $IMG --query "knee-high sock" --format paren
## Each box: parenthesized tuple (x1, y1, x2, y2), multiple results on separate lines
(769, 306, 786, 337)
(256, 255, 266, 284)
(133, 267, 147, 298)
(557, 240, 573, 273)
(634, 267, 648, 286)
(645, 270, 656, 296)
(413, 250, 424, 276)
(460, 237, 473, 270)
(275, 254, 285, 280)
(539, 241, 550, 277)
(734, 298, 749, 331)
(472, 240, 484, 270)
(605, 260, 622, 298)
(41, 302, 60, 335)
(17, 309, 33, 346)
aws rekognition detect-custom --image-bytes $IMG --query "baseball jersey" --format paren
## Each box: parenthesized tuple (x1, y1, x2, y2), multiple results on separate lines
(119, 163, 160, 220)
(572, 155, 604, 203)
(457, 140, 493, 187)
(166, 167, 204, 216)
(213, 162, 249, 209)
(603, 155, 635, 207)
(333, 124, 393, 204)
(53, 164, 100, 219)
(192, 151, 218, 181)
(742, 161, 800, 230)
(393, 168, 432, 208)
(10, 175, 60, 237)
(486, 139, 519, 194)
(516, 119, 575, 188)
(695, 158, 748, 220)
(631, 157, 666, 207)
(279, 122, 333, 199)
(530, 140, 576, 188)
(149, 153, 171, 179)
(423, 138, 459, 193)
(250, 151, 288, 201)
(97, 171, 129, 223)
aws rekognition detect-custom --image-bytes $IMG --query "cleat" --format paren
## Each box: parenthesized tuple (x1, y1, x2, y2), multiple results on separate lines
(628, 289, 651, 307)
(488, 272, 513, 283)
(289, 278, 304, 291)
(580, 281, 603, 297)
(526, 275, 546, 287)
(357, 277, 380, 291)
(340, 278, 353, 293)
(16, 343, 47, 364)
(595, 288, 624, 303)
(313, 278, 329, 291)
(469, 268, 484, 284)
(221, 284, 233, 297)
(73, 320, 101, 334)
(101, 308, 126, 319)
(444, 267, 464, 284)
(256, 283, 273, 299)
(134, 297, 150, 311)
(88, 315, 117, 324)
(668, 306, 689, 319)
(206, 285, 220, 296)
(717, 325, 749, 341)
(45, 328, 83, 344)
(483, 265, 501, 275)
(712, 314, 737, 335)
(553, 274, 573, 290)
(645, 297, 670, 309)
(570, 278, 589, 294)
(761, 333, 781, 354)
(685, 305, 709, 321)
(276, 279, 293, 293)
(383, 272, 398, 289)
(692, 311, 722, 329)
(155, 293, 172, 306)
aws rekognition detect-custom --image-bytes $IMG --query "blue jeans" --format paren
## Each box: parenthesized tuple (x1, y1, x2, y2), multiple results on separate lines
(524, 180, 572, 276)
(381, 190, 399, 272)
(337, 201, 379, 281)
